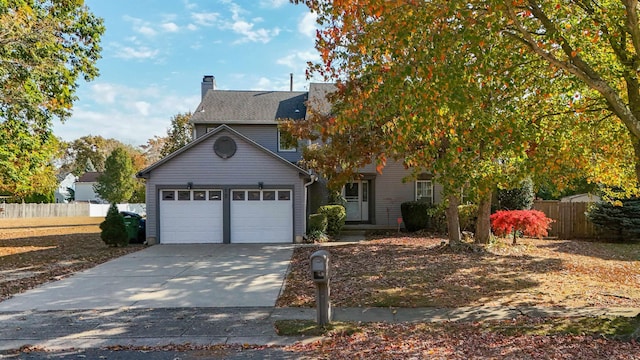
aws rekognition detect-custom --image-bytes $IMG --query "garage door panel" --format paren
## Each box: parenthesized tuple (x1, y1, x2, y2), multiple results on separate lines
(231, 189, 292, 244)
(160, 190, 223, 244)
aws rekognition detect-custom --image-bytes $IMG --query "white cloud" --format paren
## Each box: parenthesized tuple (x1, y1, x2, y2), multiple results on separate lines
(191, 12, 220, 26)
(187, 23, 198, 31)
(58, 84, 201, 146)
(277, 49, 320, 69)
(133, 101, 151, 116)
(183, 0, 198, 10)
(259, 0, 289, 8)
(113, 45, 159, 60)
(138, 25, 157, 36)
(255, 77, 274, 90)
(222, 3, 281, 44)
(298, 12, 317, 38)
(161, 22, 180, 32)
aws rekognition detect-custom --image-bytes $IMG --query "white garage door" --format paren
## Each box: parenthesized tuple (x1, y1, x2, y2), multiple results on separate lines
(230, 189, 292, 243)
(160, 189, 223, 244)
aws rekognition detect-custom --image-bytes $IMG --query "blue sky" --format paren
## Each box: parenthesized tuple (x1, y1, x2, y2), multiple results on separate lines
(52, 0, 319, 146)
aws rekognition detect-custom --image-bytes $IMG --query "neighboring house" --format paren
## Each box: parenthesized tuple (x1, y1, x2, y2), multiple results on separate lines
(561, 193, 601, 203)
(137, 75, 443, 245)
(54, 173, 77, 203)
(75, 172, 106, 203)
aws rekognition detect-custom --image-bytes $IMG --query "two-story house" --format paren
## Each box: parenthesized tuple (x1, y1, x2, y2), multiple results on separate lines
(137, 76, 443, 244)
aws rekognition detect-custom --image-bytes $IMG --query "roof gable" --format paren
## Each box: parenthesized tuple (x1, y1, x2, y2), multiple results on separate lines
(137, 125, 309, 178)
(77, 172, 101, 182)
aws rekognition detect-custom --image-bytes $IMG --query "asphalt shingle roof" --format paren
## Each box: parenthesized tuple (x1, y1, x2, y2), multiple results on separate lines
(190, 90, 308, 124)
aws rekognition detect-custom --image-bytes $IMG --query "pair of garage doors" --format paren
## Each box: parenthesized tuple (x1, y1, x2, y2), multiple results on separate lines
(159, 189, 293, 244)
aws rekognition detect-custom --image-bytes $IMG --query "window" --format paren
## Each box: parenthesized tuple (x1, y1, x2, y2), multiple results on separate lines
(416, 180, 433, 204)
(278, 190, 291, 201)
(209, 190, 222, 200)
(263, 191, 276, 200)
(278, 129, 297, 152)
(248, 191, 261, 200)
(232, 191, 245, 200)
(193, 191, 206, 200)
(178, 191, 191, 201)
(162, 191, 175, 200)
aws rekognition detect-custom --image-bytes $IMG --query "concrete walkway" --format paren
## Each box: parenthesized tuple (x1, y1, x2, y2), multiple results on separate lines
(0, 244, 294, 311)
(0, 306, 638, 351)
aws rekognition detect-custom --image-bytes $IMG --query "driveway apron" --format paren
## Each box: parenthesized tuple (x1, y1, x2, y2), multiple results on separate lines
(0, 244, 294, 311)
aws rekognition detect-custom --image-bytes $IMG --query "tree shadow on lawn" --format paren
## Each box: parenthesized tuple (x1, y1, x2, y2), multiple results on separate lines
(535, 239, 640, 262)
(279, 243, 564, 308)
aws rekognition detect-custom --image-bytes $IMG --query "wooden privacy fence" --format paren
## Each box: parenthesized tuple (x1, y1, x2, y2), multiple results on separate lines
(532, 200, 598, 239)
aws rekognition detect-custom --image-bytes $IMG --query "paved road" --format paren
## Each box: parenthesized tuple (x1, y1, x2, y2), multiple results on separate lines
(0, 244, 294, 311)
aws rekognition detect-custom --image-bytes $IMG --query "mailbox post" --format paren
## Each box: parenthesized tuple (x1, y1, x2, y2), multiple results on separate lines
(310, 249, 331, 326)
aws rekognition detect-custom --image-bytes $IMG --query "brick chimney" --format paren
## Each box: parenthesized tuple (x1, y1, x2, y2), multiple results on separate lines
(201, 75, 215, 99)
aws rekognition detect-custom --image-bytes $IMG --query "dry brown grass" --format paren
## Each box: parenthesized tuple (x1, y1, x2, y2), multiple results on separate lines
(0, 217, 143, 301)
(277, 236, 640, 309)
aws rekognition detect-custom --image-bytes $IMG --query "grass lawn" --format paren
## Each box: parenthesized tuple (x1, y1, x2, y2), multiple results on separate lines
(0, 217, 144, 301)
(277, 235, 640, 308)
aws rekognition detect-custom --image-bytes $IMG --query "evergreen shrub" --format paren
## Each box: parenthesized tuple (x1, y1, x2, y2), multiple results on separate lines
(318, 205, 346, 235)
(100, 203, 128, 247)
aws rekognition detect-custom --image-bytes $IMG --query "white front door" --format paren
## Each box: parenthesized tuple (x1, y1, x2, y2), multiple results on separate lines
(344, 181, 369, 222)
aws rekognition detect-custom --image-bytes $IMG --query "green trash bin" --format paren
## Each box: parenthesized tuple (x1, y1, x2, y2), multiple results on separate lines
(122, 213, 139, 241)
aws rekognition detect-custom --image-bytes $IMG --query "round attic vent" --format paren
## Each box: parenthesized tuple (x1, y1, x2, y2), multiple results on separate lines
(213, 136, 237, 159)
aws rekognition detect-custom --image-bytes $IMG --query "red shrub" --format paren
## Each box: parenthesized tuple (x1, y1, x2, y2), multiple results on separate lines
(490, 210, 554, 244)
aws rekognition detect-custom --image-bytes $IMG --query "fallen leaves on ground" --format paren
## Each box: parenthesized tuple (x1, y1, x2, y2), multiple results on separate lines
(0, 217, 143, 301)
(277, 236, 640, 308)
(285, 320, 640, 359)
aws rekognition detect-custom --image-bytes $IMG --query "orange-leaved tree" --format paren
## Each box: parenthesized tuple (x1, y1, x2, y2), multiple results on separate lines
(286, 0, 629, 244)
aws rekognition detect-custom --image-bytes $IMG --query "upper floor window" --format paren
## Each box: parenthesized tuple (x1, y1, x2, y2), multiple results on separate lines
(416, 180, 433, 204)
(278, 129, 297, 152)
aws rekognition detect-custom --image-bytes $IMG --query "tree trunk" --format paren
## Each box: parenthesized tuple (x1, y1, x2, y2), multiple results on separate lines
(633, 136, 640, 185)
(446, 194, 461, 244)
(475, 191, 492, 244)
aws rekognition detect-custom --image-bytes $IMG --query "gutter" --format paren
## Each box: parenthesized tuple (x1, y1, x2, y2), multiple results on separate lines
(302, 174, 318, 241)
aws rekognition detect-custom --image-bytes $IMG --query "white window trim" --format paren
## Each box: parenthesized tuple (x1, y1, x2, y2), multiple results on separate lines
(278, 129, 297, 152)
(415, 180, 433, 203)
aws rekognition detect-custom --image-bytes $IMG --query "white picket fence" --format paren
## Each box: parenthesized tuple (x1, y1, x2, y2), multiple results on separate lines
(0, 203, 146, 218)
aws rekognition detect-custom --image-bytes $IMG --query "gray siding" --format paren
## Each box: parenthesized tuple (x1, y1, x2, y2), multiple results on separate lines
(360, 160, 444, 226)
(144, 129, 307, 242)
(194, 124, 302, 163)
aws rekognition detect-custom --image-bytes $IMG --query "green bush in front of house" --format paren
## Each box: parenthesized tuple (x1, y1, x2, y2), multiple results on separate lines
(318, 205, 346, 235)
(401, 201, 431, 232)
(308, 213, 328, 233)
(458, 204, 479, 232)
(100, 203, 129, 247)
(401, 201, 449, 233)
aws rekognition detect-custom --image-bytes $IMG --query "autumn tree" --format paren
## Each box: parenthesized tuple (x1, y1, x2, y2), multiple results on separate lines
(0, 1, 104, 197)
(288, 0, 637, 245)
(287, 0, 565, 244)
(160, 112, 193, 157)
(496, 0, 640, 191)
(94, 147, 136, 203)
(58, 135, 147, 175)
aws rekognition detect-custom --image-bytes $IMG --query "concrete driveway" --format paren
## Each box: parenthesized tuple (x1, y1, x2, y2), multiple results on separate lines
(0, 244, 294, 311)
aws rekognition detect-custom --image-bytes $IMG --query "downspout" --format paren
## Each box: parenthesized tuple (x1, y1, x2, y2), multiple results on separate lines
(303, 173, 318, 241)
